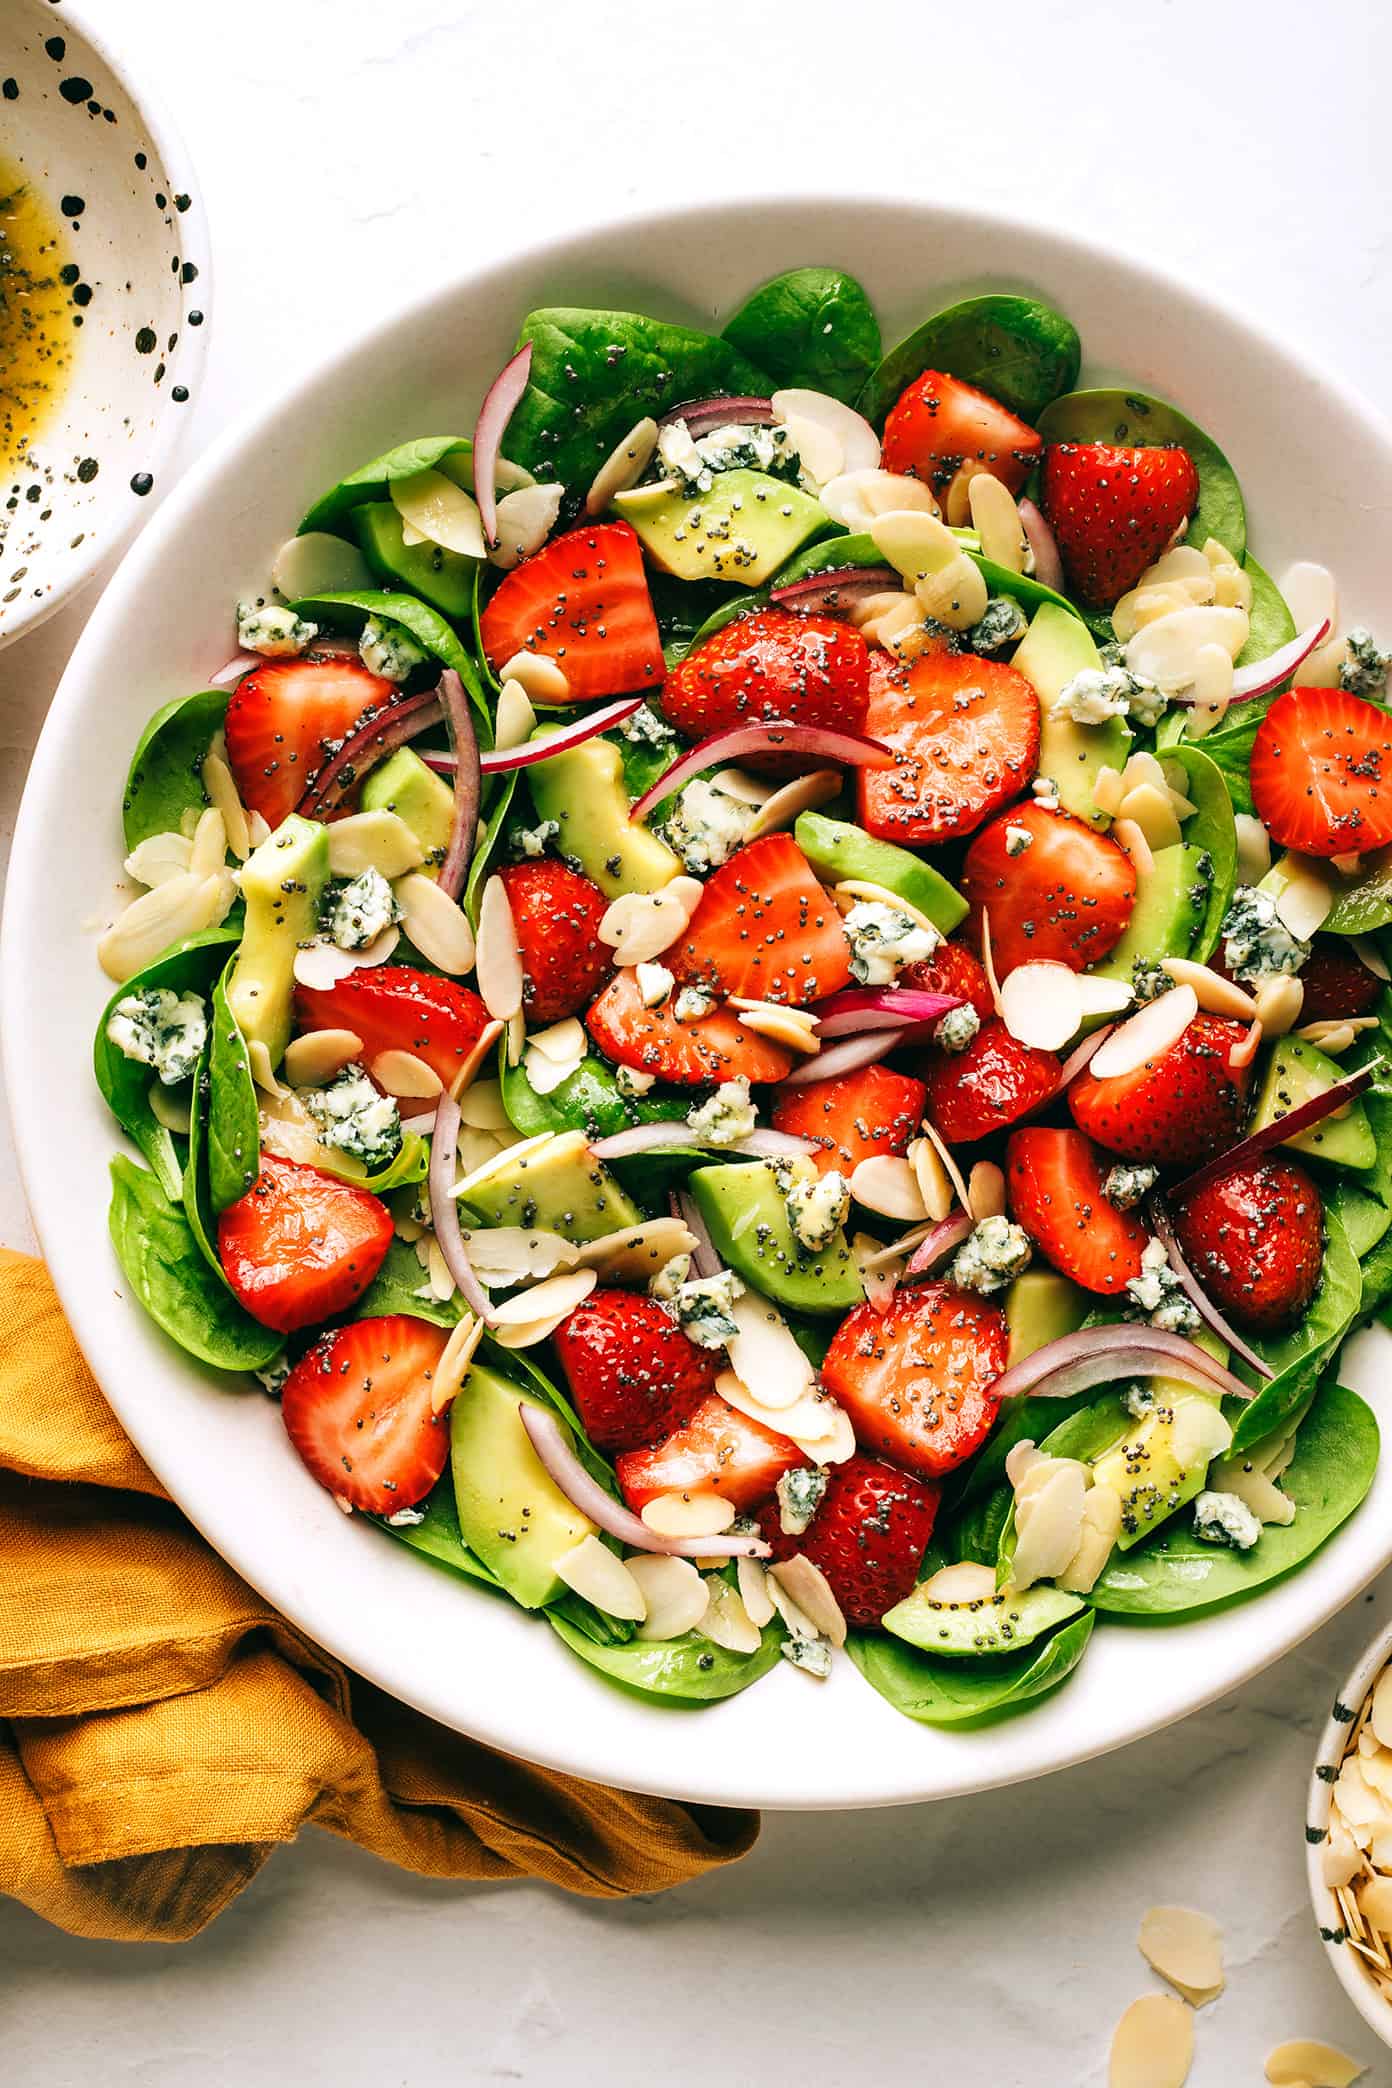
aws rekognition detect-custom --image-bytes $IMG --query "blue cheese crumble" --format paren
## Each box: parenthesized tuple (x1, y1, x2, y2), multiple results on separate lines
(1004, 824, 1033, 857)
(655, 417, 798, 495)
(686, 1077, 756, 1147)
(662, 777, 758, 873)
(1124, 1237, 1200, 1333)
(673, 983, 717, 1024)
(106, 986, 208, 1085)
(321, 868, 401, 952)
(1131, 959, 1172, 1005)
(1052, 663, 1166, 730)
(673, 1269, 745, 1349)
(619, 703, 676, 746)
(616, 1063, 656, 1097)
(1103, 1163, 1158, 1211)
(780, 1633, 833, 1679)
(785, 1169, 851, 1253)
(968, 597, 1028, 655)
(649, 1253, 691, 1303)
(1221, 885, 1309, 984)
(636, 961, 674, 1008)
(1339, 627, 1392, 697)
(933, 1003, 980, 1054)
(237, 599, 318, 656)
(511, 819, 560, 860)
(776, 1465, 828, 1537)
(359, 615, 427, 682)
(1193, 1489, 1262, 1551)
(302, 1065, 402, 1168)
(949, 1216, 1033, 1295)
(844, 899, 940, 985)
(1121, 1382, 1156, 1421)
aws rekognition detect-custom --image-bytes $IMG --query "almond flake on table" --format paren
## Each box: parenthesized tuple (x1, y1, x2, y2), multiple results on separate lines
(1107, 1992, 1194, 2088)
(1137, 1906, 1224, 2006)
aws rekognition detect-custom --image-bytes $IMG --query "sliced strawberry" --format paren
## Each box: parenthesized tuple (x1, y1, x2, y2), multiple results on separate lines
(898, 937, 995, 1019)
(478, 521, 663, 699)
(917, 1017, 1059, 1144)
(771, 1062, 927, 1177)
(1040, 442, 1200, 608)
(1297, 937, 1384, 1021)
(1172, 1155, 1325, 1333)
(224, 654, 397, 829)
(757, 1452, 940, 1627)
(1069, 1012, 1251, 1168)
(669, 833, 853, 1007)
(879, 369, 1042, 501)
(822, 1283, 1006, 1482)
(496, 859, 612, 1023)
(280, 1314, 451, 1512)
(218, 1154, 392, 1333)
(615, 1390, 802, 1513)
(586, 967, 793, 1086)
(1005, 1126, 1148, 1294)
(660, 607, 869, 748)
(1250, 687, 1392, 858)
(963, 801, 1136, 976)
(858, 648, 1040, 846)
(553, 1289, 718, 1452)
(295, 965, 491, 1095)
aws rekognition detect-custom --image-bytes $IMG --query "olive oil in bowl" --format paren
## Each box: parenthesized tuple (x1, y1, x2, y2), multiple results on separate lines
(0, 159, 73, 472)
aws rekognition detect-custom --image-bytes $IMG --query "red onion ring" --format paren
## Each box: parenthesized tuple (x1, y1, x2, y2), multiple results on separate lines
(630, 720, 894, 824)
(519, 1402, 772, 1560)
(427, 1092, 495, 1324)
(296, 690, 443, 818)
(1018, 498, 1064, 593)
(209, 650, 261, 688)
(670, 1187, 720, 1278)
(1228, 618, 1331, 701)
(812, 987, 961, 1040)
(1148, 1197, 1274, 1379)
(591, 1122, 816, 1163)
(769, 567, 901, 615)
(421, 695, 644, 775)
(902, 1210, 973, 1282)
(473, 342, 532, 548)
(1172, 1058, 1382, 1201)
(987, 1322, 1252, 1406)
(778, 1027, 911, 1086)
(657, 395, 776, 439)
(435, 669, 481, 903)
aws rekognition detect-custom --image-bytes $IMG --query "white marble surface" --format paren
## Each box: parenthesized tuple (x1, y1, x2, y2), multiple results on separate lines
(3, 0, 1391, 2077)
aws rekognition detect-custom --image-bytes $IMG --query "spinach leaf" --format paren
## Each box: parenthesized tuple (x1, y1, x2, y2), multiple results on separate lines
(108, 1155, 282, 1371)
(548, 1612, 783, 1703)
(504, 307, 769, 491)
(205, 968, 260, 1212)
(721, 267, 880, 406)
(549, 1588, 637, 1648)
(846, 1610, 1094, 1726)
(296, 589, 489, 731)
(354, 1238, 462, 1327)
(375, 1472, 500, 1587)
(1322, 845, 1392, 937)
(1186, 700, 1265, 817)
(648, 571, 735, 666)
(122, 689, 226, 851)
(182, 1057, 228, 1282)
(1236, 555, 1295, 668)
(471, 564, 501, 696)
(770, 528, 1081, 624)
(93, 925, 241, 1200)
(464, 771, 518, 926)
(1036, 388, 1246, 563)
(944, 1482, 1014, 1564)
(860, 294, 1081, 429)
(1089, 1377, 1377, 1616)
(1230, 1206, 1361, 1451)
(1327, 1180, 1392, 1263)
(1160, 744, 1237, 961)
(300, 436, 473, 536)
(317, 1129, 430, 1196)
(500, 1046, 688, 1142)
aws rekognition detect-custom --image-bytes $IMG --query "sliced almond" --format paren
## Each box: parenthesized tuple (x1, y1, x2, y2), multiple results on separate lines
(200, 750, 252, 861)
(458, 1226, 577, 1285)
(831, 878, 942, 940)
(1138, 1906, 1225, 2006)
(745, 767, 841, 838)
(871, 506, 963, 586)
(916, 1120, 969, 1217)
(1280, 560, 1343, 682)
(490, 483, 565, 570)
(1117, 781, 1183, 852)
(1089, 984, 1198, 1081)
(999, 960, 1085, 1051)
(571, 1216, 697, 1285)
(1092, 764, 1126, 819)
(1264, 2040, 1364, 2087)
(395, 872, 476, 975)
(967, 472, 1029, 573)
(1253, 974, 1304, 1038)
(735, 1001, 821, 1055)
(1011, 1460, 1088, 1593)
(1112, 817, 1155, 877)
(97, 873, 229, 983)
(630, 1554, 708, 1642)
(598, 878, 704, 966)
(270, 528, 372, 600)
(148, 1079, 192, 1135)
(1004, 1438, 1042, 1488)
(920, 1560, 998, 1605)
(391, 467, 485, 556)
(641, 1490, 736, 1539)
(820, 467, 940, 533)
(1235, 812, 1273, 884)
(772, 388, 879, 475)
(499, 649, 571, 703)
(246, 1039, 290, 1100)
(458, 1076, 509, 1131)
(292, 925, 400, 991)
(1109, 1994, 1194, 2088)
(914, 552, 989, 630)
(779, 410, 844, 489)
(585, 416, 659, 516)
(370, 1049, 443, 1099)
(1125, 603, 1250, 690)
(851, 1153, 929, 1223)
(1323, 1817, 1363, 1889)
(1274, 856, 1336, 940)
(490, 1266, 597, 1328)
(715, 1367, 844, 1448)
(787, 1402, 855, 1466)
(1229, 1017, 1263, 1069)
(124, 829, 193, 887)
(699, 1575, 762, 1654)
(1359, 1875, 1392, 1931)
(764, 1572, 823, 1647)
(1372, 1668, 1392, 1747)
(1160, 958, 1256, 1020)
(724, 1293, 815, 1409)
(769, 1555, 847, 1648)
(1296, 1018, 1369, 1054)
(284, 1028, 364, 1086)
(327, 809, 424, 881)
(555, 1535, 647, 1621)
(1075, 974, 1134, 1020)
(737, 1554, 776, 1628)
(967, 1161, 1006, 1221)
(430, 1311, 485, 1413)
(475, 874, 524, 1021)
(187, 806, 228, 879)
(1353, 934, 1391, 983)
(493, 678, 537, 751)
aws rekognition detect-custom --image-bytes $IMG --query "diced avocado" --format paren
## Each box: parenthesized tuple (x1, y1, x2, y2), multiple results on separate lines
(1012, 603, 1131, 826)
(1093, 844, 1209, 984)
(225, 813, 330, 1068)
(1092, 1386, 1230, 1551)
(457, 1128, 641, 1242)
(1004, 1269, 1089, 1367)
(793, 810, 967, 933)
(882, 1578, 1083, 1657)
(360, 746, 453, 870)
(612, 469, 826, 587)
(351, 500, 478, 620)
(689, 1158, 863, 1317)
(526, 732, 680, 898)
(1249, 1034, 1376, 1169)
(450, 1364, 596, 1608)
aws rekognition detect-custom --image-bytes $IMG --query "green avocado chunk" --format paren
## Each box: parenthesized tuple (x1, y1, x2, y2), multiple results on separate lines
(793, 810, 967, 933)
(225, 813, 329, 1068)
(1093, 843, 1209, 985)
(526, 732, 680, 898)
(1003, 1269, 1089, 1367)
(350, 501, 479, 620)
(612, 470, 826, 587)
(1011, 603, 1131, 827)
(457, 1129, 641, 1242)
(1086, 1387, 1231, 1552)
(360, 746, 453, 869)
(1249, 1035, 1376, 1169)
(450, 1364, 597, 1609)
(882, 1578, 1083, 1657)
(689, 1158, 863, 1317)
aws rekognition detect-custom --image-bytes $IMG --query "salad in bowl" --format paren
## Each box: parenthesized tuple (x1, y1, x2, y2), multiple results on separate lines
(90, 265, 1391, 1728)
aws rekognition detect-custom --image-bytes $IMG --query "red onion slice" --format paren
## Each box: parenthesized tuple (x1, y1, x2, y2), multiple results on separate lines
(428, 1092, 496, 1325)
(473, 343, 532, 548)
(519, 1403, 772, 1560)
(591, 1122, 816, 1163)
(1228, 618, 1332, 701)
(1148, 1197, 1274, 1379)
(435, 669, 481, 903)
(670, 1187, 720, 1278)
(421, 695, 645, 776)
(988, 1321, 1253, 1406)
(657, 395, 775, 439)
(1172, 1058, 1382, 1201)
(779, 1027, 911, 1086)
(630, 720, 894, 824)
(902, 1210, 973, 1282)
(209, 650, 261, 688)
(1018, 498, 1064, 593)
(812, 987, 961, 1040)
(1057, 1024, 1115, 1088)
(769, 566, 901, 616)
(296, 690, 443, 818)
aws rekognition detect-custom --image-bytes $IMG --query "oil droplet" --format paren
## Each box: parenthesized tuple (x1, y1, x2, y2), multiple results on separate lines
(0, 158, 74, 473)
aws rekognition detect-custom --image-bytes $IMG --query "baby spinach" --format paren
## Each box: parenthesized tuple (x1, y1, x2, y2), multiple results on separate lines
(315, 1130, 430, 1197)
(860, 294, 1082, 429)
(500, 1047, 687, 1143)
(1322, 845, 1392, 937)
(295, 589, 489, 730)
(205, 969, 260, 1212)
(300, 436, 473, 536)
(108, 1155, 282, 1371)
(1328, 1180, 1392, 1263)
(354, 1238, 462, 1327)
(182, 1058, 228, 1283)
(847, 1610, 1094, 1726)
(1159, 743, 1236, 962)
(942, 1481, 1013, 1563)
(1035, 388, 1247, 564)
(548, 1589, 637, 1649)
(648, 571, 733, 662)
(770, 528, 1081, 624)
(1229, 1206, 1361, 1452)
(1237, 555, 1296, 668)
(721, 267, 880, 406)
(93, 925, 242, 1201)
(122, 688, 226, 851)
(1089, 1377, 1377, 1616)
(464, 772, 519, 926)
(548, 1612, 783, 1703)
(504, 307, 769, 491)
(375, 1473, 500, 1588)
(1186, 701, 1266, 817)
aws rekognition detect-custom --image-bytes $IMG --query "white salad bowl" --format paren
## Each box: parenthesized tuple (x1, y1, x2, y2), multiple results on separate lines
(6, 196, 1392, 1810)
(1308, 1618, 1392, 2051)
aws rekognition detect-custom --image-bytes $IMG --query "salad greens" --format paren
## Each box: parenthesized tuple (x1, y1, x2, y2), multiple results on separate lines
(860, 294, 1081, 429)
(721, 267, 880, 406)
(123, 689, 228, 851)
(1036, 386, 1247, 561)
(108, 1156, 282, 1370)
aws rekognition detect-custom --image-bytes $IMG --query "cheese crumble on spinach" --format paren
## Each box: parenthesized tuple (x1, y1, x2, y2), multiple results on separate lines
(686, 1077, 756, 1147)
(1124, 1237, 1200, 1334)
(1339, 627, 1392, 698)
(359, 615, 428, 682)
(1220, 885, 1309, 984)
(106, 987, 208, 1086)
(237, 599, 318, 657)
(302, 1065, 402, 1168)
(1193, 1489, 1262, 1551)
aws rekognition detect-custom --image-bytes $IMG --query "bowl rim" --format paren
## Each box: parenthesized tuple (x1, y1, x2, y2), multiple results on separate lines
(8, 189, 1392, 1809)
(1, 0, 214, 648)
(1307, 1616, 1392, 2047)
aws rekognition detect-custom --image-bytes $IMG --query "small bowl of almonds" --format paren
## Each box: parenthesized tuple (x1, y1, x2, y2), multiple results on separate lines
(1308, 1618, 1392, 2049)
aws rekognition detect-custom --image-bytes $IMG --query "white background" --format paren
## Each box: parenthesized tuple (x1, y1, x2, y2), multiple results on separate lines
(2, 0, 1391, 2078)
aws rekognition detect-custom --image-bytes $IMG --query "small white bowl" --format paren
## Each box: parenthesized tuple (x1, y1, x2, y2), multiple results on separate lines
(0, 0, 210, 647)
(1307, 1618, 1392, 2049)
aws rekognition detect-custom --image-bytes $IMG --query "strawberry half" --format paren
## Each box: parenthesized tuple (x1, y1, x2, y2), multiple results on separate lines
(478, 521, 663, 698)
(553, 1288, 718, 1452)
(670, 833, 853, 1007)
(771, 1062, 927, 1177)
(1296, 937, 1384, 1022)
(1250, 687, 1392, 858)
(898, 937, 996, 1019)
(880, 369, 1042, 501)
(1068, 1012, 1251, 1168)
(660, 606, 869, 747)
(224, 654, 397, 829)
(615, 1390, 803, 1513)
(1040, 442, 1199, 608)
(858, 648, 1041, 846)
(758, 1452, 941, 1628)
(963, 800, 1137, 976)
(1171, 1155, 1325, 1333)
(295, 965, 491, 1095)
(1005, 1126, 1148, 1294)
(281, 1314, 452, 1512)
(497, 859, 612, 1023)
(917, 1017, 1059, 1144)
(822, 1282, 1006, 1481)
(585, 968, 794, 1086)
(218, 1154, 392, 1333)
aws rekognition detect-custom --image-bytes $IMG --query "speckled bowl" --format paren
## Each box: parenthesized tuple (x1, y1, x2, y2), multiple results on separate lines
(0, 0, 210, 646)
(1307, 1619, 1392, 2049)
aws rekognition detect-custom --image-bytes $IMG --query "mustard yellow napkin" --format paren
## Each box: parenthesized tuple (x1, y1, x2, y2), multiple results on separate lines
(0, 1250, 756, 1940)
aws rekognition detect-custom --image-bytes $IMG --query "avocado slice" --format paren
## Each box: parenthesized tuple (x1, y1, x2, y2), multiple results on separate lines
(225, 813, 330, 1068)
(457, 1129, 641, 1242)
(793, 810, 967, 933)
(882, 1578, 1083, 1657)
(450, 1364, 597, 1608)
(1249, 1035, 1376, 1170)
(1092, 843, 1209, 985)
(1091, 1386, 1231, 1551)
(1003, 1269, 1089, 1367)
(526, 732, 680, 897)
(351, 501, 478, 620)
(612, 469, 827, 586)
(360, 746, 453, 870)
(1011, 603, 1131, 827)
(689, 1158, 863, 1317)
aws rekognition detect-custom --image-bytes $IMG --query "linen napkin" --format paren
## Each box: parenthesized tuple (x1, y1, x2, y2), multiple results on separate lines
(0, 1249, 757, 1941)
